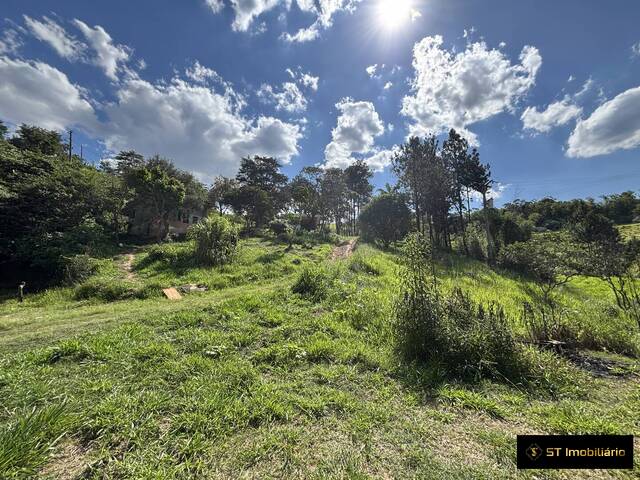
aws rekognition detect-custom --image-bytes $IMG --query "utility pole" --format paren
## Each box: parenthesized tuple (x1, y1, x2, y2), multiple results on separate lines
(68, 130, 73, 161)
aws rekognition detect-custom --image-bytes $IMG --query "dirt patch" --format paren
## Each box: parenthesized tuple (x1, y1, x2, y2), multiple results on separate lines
(330, 238, 358, 260)
(40, 438, 91, 480)
(120, 253, 136, 280)
(563, 350, 639, 378)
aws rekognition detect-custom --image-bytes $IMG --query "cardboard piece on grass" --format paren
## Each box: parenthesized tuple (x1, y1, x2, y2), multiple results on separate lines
(162, 288, 182, 300)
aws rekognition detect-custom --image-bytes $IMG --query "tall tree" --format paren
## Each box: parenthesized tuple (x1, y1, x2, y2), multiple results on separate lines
(234, 156, 288, 228)
(344, 160, 373, 236)
(466, 152, 495, 263)
(207, 176, 238, 215)
(9, 124, 66, 156)
(320, 168, 348, 234)
(442, 129, 471, 254)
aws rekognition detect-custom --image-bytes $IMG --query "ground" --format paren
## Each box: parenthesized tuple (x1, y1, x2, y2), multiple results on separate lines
(0, 236, 639, 479)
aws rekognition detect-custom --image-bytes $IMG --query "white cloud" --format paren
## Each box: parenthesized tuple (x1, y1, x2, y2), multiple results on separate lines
(567, 86, 640, 158)
(402, 35, 541, 144)
(73, 19, 130, 80)
(204, 0, 224, 13)
(206, 0, 358, 41)
(0, 56, 97, 131)
(0, 54, 302, 179)
(100, 77, 302, 179)
(521, 99, 582, 133)
(383, 81, 393, 90)
(632, 41, 640, 58)
(366, 64, 379, 78)
(286, 67, 319, 91)
(281, 0, 360, 43)
(24, 16, 86, 60)
(185, 60, 223, 84)
(258, 82, 308, 113)
(0, 27, 23, 55)
(300, 72, 319, 91)
(324, 98, 390, 171)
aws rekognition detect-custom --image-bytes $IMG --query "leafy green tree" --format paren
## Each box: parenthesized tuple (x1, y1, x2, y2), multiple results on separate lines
(234, 156, 288, 228)
(207, 176, 238, 215)
(127, 165, 186, 241)
(359, 194, 411, 247)
(9, 124, 66, 156)
(442, 129, 471, 254)
(320, 168, 348, 234)
(344, 160, 373, 236)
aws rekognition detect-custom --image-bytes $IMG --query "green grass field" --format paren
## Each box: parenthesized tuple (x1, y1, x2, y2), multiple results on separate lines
(1, 237, 639, 479)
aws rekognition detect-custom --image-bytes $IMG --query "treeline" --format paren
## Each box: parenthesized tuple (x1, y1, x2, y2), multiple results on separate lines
(2, 119, 639, 282)
(0, 121, 373, 280)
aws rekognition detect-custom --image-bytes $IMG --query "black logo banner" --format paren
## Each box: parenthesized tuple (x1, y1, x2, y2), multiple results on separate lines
(517, 435, 634, 469)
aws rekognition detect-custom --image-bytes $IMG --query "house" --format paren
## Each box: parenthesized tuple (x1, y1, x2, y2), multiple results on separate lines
(128, 207, 205, 239)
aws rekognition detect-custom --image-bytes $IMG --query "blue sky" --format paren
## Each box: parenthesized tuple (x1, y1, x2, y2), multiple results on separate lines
(1, 0, 640, 205)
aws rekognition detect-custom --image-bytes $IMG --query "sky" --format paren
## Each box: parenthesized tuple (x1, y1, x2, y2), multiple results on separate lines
(1, 0, 640, 206)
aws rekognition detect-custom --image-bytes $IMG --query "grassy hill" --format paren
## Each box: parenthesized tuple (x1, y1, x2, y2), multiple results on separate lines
(1, 236, 639, 479)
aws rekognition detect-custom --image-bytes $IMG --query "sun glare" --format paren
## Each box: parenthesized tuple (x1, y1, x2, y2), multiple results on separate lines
(377, 0, 414, 30)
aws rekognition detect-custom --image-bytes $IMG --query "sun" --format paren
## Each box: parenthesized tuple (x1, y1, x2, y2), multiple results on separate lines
(376, 0, 414, 30)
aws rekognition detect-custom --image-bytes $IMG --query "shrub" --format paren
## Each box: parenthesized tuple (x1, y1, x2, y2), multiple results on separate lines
(62, 254, 99, 285)
(394, 233, 523, 380)
(188, 214, 240, 266)
(359, 194, 411, 247)
(74, 279, 137, 301)
(269, 220, 292, 236)
(348, 251, 381, 276)
(291, 264, 334, 302)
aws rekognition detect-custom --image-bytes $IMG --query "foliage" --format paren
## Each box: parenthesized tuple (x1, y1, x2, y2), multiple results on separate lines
(498, 232, 585, 302)
(393, 233, 523, 380)
(359, 194, 411, 247)
(291, 264, 334, 302)
(0, 404, 69, 478)
(188, 214, 240, 266)
(62, 254, 100, 285)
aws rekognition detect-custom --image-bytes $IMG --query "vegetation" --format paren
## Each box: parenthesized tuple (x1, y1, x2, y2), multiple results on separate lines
(188, 214, 240, 267)
(1, 119, 640, 477)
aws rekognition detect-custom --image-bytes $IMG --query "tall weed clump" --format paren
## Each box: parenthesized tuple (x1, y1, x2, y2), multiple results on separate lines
(188, 214, 240, 267)
(394, 232, 522, 380)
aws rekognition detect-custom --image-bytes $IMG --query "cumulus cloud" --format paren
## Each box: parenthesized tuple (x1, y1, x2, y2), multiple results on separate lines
(24, 15, 86, 60)
(185, 60, 223, 84)
(281, 0, 360, 43)
(0, 56, 97, 131)
(98, 77, 302, 179)
(73, 19, 130, 80)
(566, 86, 640, 158)
(324, 98, 392, 171)
(366, 64, 379, 78)
(521, 99, 582, 133)
(383, 81, 393, 90)
(286, 67, 319, 91)
(205, 0, 358, 41)
(402, 35, 542, 144)
(258, 82, 308, 113)
(0, 54, 302, 179)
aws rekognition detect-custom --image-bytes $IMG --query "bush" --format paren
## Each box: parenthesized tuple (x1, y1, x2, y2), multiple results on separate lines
(394, 233, 523, 380)
(188, 214, 240, 266)
(291, 264, 334, 302)
(359, 194, 411, 247)
(62, 254, 99, 285)
(269, 220, 292, 236)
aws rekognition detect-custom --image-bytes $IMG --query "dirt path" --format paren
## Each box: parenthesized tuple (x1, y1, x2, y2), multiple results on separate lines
(330, 238, 358, 260)
(119, 252, 137, 280)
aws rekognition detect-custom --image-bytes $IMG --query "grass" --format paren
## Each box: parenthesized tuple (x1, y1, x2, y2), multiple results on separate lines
(0, 236, 639, 478)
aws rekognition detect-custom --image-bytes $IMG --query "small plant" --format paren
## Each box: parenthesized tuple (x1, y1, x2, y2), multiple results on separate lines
(0, 404, 69, 478)
(188, 214, 240, 267)
(62, 254, 99, 285)
(291, 264, 334, 302)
